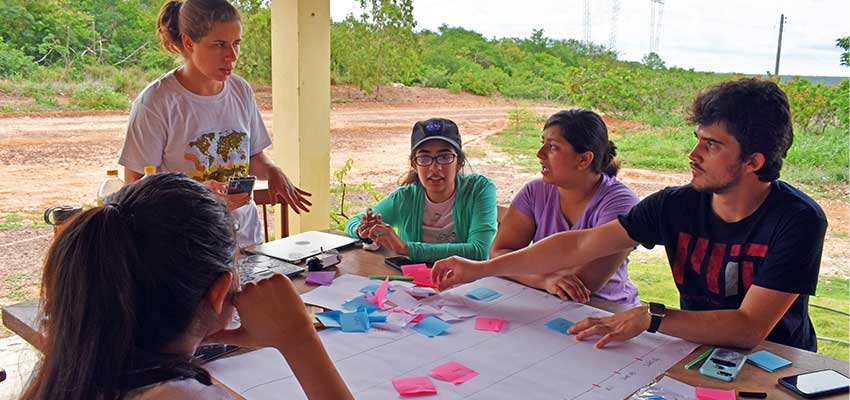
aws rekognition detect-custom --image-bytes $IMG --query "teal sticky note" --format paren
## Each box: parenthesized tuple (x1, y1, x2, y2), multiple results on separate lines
(360, 284, 380, 294)
(342, 296, 375, 311)
(340, 310, 371, 332)
(412, 316, 450, 337)
(360, 284, 395, 294)
(315, 310, 342, 328)
(747, 350, 791, 372)
(368, 314, 387, 323)
(465, 287, 501, 302)
(544, 318, 574, 335)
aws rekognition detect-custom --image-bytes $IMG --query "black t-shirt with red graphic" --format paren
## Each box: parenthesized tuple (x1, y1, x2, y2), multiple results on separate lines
(619, 181, 827, 351)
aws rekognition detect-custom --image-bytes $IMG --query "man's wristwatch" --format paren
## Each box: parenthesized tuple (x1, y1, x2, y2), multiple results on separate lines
(647, 302, 666, 333)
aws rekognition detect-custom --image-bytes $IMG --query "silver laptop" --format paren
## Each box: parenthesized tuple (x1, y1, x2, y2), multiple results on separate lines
(246, 230, 358, 262)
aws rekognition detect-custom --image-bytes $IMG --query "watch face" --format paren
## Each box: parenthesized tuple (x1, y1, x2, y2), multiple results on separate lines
(649, 302, 666, 316)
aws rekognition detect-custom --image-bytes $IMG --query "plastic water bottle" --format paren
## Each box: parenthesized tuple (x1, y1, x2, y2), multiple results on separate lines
(97, 169, 124, 206)
(143, 165, 156, 179)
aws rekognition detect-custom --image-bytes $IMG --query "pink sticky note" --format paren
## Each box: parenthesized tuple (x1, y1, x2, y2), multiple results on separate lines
(305, 271, 335, 286)
(372, 277, 390, 307)
(401, 263, 436, 287)
(695, 387, 736, 400)
(392, 376, 437, 397)
(474, 317, 506, 332)
(410, 314, 424, 323)
(430, 361, 479, 385)
(401, 263, 429, 276)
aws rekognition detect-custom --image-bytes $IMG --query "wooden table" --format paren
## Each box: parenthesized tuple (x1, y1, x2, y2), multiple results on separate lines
(4, 245, 848, 399)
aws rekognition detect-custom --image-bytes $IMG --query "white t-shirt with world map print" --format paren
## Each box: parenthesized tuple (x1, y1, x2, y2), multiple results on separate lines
(119, 69, 271, 247)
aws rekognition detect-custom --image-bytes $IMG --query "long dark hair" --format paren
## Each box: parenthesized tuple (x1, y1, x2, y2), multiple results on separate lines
(157, 0, 241, 55)
(544, 109, 620, 177)
(21, 173, 236, 400)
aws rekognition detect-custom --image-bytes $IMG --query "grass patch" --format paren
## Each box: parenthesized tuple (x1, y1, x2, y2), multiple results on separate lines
(831, 230, 849, 239)
(2, 272, 40, 303)
(616, 126, 695, 170)
(0, 211, 50, 230)
(70, 85, 130, 110)
(629, 250, 849, 360)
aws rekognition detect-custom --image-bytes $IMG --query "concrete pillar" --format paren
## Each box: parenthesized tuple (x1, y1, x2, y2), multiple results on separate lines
(270, 0, 330, 235)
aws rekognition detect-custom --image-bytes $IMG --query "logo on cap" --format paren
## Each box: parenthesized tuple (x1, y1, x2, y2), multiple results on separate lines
(425, 120, 443, 133)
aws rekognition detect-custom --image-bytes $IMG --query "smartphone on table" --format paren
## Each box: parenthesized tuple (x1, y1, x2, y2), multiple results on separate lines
(193, 344, 240, 364)
(779, 369, 850, 398)
(227, 176, 256, 194)
(698, 348, 747, 382)
(384, 256, 431, 271)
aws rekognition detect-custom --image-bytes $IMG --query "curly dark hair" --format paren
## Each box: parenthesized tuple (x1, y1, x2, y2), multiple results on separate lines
(688, 78, 793, 182)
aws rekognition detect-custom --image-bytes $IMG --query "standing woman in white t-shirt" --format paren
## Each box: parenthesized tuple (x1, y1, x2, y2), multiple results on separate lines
(119, 0, 311, 248)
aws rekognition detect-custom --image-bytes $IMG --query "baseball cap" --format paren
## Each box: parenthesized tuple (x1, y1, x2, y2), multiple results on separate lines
(411, 118, 462, 151)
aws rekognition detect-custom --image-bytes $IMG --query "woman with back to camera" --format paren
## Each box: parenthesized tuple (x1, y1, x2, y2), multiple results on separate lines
(345, 118, 498, 263)
(491, 109, 641, 305)
(119, 0, 311, 248)
(20, 173, 353, 400)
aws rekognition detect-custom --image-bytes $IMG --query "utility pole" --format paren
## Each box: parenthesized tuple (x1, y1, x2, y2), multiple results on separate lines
(774, 14, 786, 76)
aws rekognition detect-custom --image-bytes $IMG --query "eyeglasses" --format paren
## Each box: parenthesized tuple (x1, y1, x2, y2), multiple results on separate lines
(414, 153, 457, 166)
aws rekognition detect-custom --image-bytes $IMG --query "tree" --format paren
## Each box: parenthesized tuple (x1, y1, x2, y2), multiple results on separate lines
(837, 36, 850, 67)
(332, 0, 419, 96)
(641, 52, 666, 70)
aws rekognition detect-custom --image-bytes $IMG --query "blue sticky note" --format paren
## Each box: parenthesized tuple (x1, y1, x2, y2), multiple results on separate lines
(368, 314, 387, 323)
(465, 287, 502, 302)
(315, 310, 342, 328)
(544, 318, 574, 335)
(747, 350, 792, 372)
(412, 316, 451, 337)
(340, 310, 371, 332)
(342, 296, 375, 311)
(360, 284, 380, 294)
(359, 284, 394, 294)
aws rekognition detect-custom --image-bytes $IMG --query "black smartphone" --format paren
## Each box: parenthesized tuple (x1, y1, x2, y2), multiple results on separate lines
(779, 369, 850, 398)
(227, 176, 256, 194)
(193, 344, 240, 364)
(384, 256, 431, 271)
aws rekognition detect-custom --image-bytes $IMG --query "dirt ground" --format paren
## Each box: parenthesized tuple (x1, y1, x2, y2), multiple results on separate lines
(1, 84, 847, 311)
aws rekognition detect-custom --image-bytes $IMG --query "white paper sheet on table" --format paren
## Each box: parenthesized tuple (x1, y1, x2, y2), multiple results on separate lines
(207, 276, 699, 400)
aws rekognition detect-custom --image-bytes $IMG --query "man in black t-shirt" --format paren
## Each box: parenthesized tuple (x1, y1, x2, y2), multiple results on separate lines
(431, 78, 827, 351)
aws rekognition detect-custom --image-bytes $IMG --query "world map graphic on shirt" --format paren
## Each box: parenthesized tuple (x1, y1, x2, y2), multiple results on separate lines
(184, 129, 249, 182)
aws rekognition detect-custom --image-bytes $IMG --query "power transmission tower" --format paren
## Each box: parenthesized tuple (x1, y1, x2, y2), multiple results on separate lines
(583, 0, 592, 43)
(609, 0, 620, 50)
(774, 14, 786, 76)
(649, 0, 664, 54)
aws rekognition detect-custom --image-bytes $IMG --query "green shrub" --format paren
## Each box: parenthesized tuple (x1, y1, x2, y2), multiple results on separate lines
(70, 85, 129, 110)
(782, 77, 849, 135)
(0, 37, 36, 78)
(449, 62, 508, 95)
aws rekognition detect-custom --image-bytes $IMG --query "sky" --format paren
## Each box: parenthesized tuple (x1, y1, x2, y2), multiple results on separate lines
(330, 0, 850, 77)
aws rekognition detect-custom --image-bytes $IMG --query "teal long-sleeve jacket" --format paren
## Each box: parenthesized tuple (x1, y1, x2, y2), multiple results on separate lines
(345, 173, 497, 262)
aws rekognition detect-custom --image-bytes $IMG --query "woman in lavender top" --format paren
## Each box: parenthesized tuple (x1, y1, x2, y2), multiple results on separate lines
(491, 109, 640, 306)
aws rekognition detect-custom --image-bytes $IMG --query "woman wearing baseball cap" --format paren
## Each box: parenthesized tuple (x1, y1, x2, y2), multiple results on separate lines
(345, 118, 498, 262)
